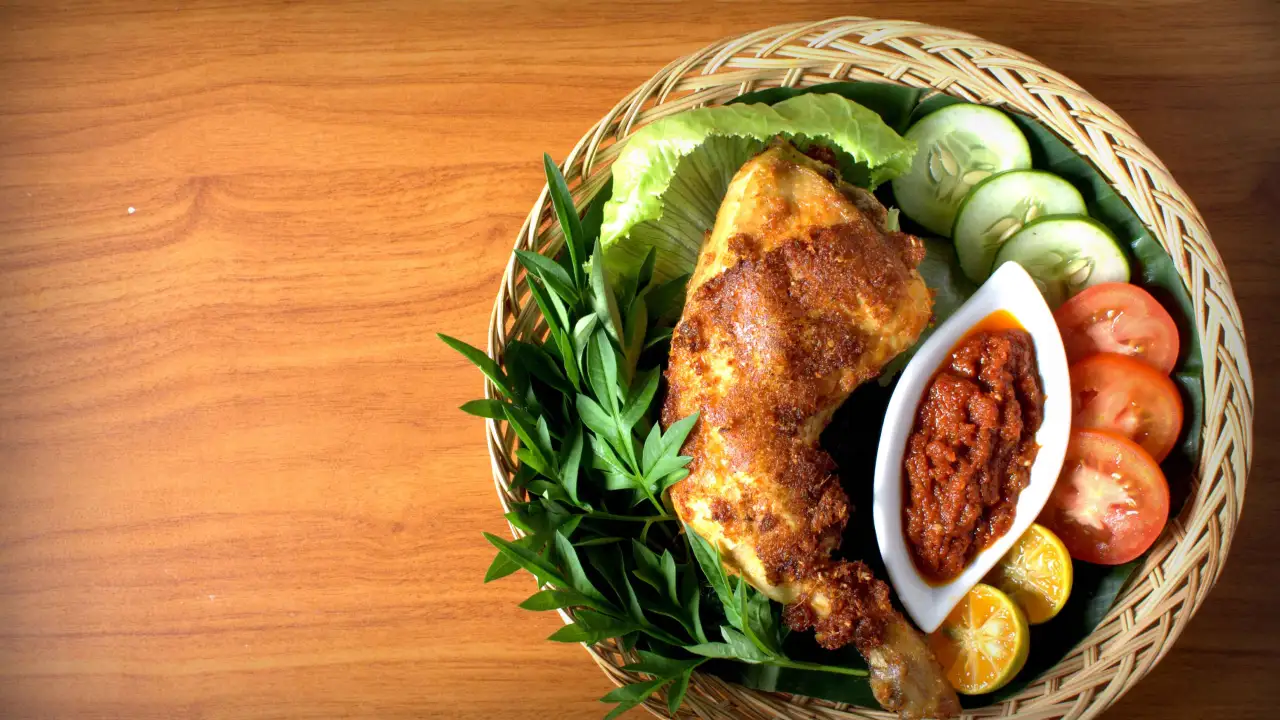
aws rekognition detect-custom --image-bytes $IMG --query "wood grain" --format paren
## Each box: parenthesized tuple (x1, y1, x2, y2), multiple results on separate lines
(0, 1, 1276, 718)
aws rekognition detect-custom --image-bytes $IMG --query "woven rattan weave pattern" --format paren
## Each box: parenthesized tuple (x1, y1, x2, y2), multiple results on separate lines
(482, 17, 1253, 720)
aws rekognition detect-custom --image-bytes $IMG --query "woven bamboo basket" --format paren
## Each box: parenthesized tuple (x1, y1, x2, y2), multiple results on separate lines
(483, 17, 1253, 720)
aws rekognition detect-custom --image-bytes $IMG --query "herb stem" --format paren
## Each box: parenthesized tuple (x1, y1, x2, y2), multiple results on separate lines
(766, 659, 869, 677)
(639, 624, 686, 647)
(643, 493, 669, 520)
(589, 511, 676, 523)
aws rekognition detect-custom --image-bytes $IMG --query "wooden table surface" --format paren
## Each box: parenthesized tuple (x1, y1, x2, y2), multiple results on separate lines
(1, 1, 1276, 718)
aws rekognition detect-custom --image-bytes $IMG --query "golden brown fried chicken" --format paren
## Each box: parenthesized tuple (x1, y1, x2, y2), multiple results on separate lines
(661, 143, 960, 719)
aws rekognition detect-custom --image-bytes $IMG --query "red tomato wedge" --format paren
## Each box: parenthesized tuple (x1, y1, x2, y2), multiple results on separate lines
(1069, 353, 1184, 462)
(1054, 283, 1180, 374)
(1039, 429, 1170, 565)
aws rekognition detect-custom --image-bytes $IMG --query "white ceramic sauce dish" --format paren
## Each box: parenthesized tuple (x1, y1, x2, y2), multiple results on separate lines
(872, 261, 1071, 634)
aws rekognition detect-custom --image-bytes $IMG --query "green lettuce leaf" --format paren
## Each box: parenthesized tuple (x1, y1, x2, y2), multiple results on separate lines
(601, 94, 916, 281)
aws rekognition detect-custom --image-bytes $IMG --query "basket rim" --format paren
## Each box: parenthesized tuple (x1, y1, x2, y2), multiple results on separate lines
(480, 16, 1255, 720)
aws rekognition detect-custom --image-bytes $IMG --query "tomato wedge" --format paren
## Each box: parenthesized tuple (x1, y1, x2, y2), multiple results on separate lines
(1069, 353, 1184, 462)
(1054, 283, 1180, 374)
(1039, 429, 1170, 565)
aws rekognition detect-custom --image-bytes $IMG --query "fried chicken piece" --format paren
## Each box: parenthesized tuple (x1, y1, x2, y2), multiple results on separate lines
(661, 143, 959, 719)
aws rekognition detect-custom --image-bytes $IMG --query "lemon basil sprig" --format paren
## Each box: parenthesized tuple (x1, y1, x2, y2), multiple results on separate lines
(440, 156, 866, 718)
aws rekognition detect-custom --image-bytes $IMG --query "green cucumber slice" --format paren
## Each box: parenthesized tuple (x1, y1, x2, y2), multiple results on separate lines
(994, 215, 1130, 308)
(953, 170, 1087, 282)
(891, 104, 1032, 236)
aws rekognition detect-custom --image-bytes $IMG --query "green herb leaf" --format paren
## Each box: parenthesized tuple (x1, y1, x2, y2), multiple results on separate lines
(620, 368, 660, 432)
(589, 545, 647, 625)
(572, 536, 625, 547)
(683, 641, 740, 659)
(580, 177, 610, 255)
(740, 580, 782, 655)
(630, 540, 665, 593)
(576, 608, 645, 639)
(459, 398, 506, 419)
(643, 325, 674, 350)
(503, 404, 552, 474)
(640, 422, 663, 480)
(667, 667, 695, 715)
(619, 631, 639, 653)
(645, 454, 692, 488)
(519, 588, 591, 611)
(543, 154, 587, 288)
(685, 625, 775, 663)
(504, 509, 535, 535)
(535, 416, 555, 470)
(522, 280, 580, 392)
(559, 423, 584, 507)
(572, 314, 598, 369)
(660, 549, 680, 605)
(642, 412, 697, 484)
(686, 527, 742, 629)
(636, 246, 658, 291)
(438, 333, 512, 399)
(599, 677, 671, 720)
(618, 652, 708, 718)
(524, 274, 570, 338)
(623, 296, 648, 382)
(507, 498, 579, 539)
(645, 274, 689, 323)
(586, 329, 620, 413)
(516, 248, 580, 306)
(721, 625, 772, 662)
(482, 531, 571, 590)
(483, 548, 523, 583)
(658, 468, 690, 491)
(590, 437, 629, 477)
(553, 328, 580, 391)
(576, 394, 616, 441)
(617, 569, 645, 626)
(545, 623, 593, 643)
(621, 650, 705, 678)
(590, 240, 625, 344)
(553, 531, 610, 608)
(602, 473, 636, 491)
(659, 413, 698, 459)
(507, 460, 538, 495)
(516, 448, 554, 479)
(507, 340, 574, 397)
(557, 514, 583, 539)
(615, 271, 639, 321)
(681, 556, 708, 643)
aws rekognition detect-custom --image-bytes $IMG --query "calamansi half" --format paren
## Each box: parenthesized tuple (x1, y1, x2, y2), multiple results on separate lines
(927, 583, 1030, 695)
(986, 523, 1074, 624)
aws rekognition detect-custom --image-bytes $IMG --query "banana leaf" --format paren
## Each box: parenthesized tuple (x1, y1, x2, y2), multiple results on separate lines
(693, 81, 1206, 708)
(550, 80, 1204, 711)
(729, 81, 925, 134)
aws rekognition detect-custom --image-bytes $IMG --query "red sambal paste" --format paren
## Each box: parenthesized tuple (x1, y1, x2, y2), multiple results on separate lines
(903, 311, 1044, 583)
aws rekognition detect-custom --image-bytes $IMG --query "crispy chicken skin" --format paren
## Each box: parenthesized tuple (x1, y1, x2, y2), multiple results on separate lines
(661, 143, 959, 719)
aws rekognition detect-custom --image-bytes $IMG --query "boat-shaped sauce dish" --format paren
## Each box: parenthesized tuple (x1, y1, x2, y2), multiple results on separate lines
(873, 261, 1072, 633)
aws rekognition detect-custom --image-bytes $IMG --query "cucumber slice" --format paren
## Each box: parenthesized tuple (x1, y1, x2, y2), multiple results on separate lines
(994, 215, 1130, 308)
(891, 104, 1032, 236)
(953, 170, 1087, 282)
